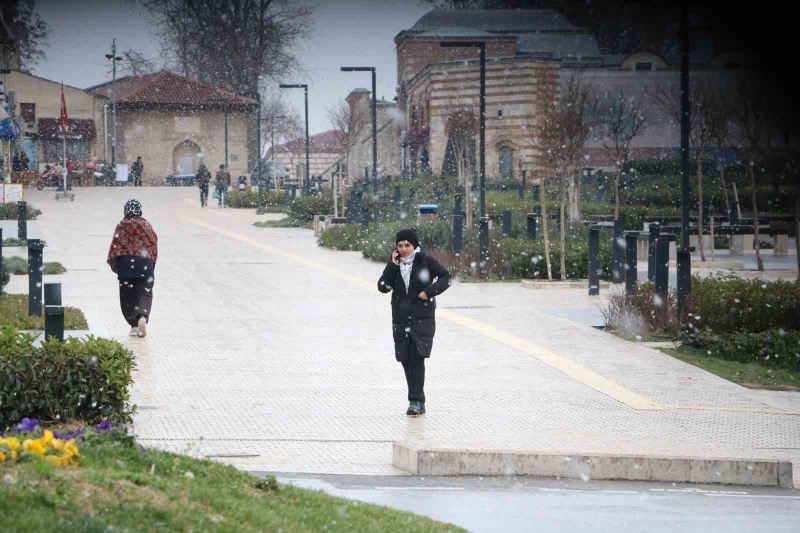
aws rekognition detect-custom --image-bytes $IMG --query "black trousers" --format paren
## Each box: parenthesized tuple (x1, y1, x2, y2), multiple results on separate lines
(119, 278, 154, 327)
(200, 186, 209, 206)
(401, 341, 426, 402)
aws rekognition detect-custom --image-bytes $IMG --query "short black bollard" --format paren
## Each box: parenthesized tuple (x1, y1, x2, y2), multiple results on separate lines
(394, 186, 401, 203)
(290, 185, 298, 199)
(612, 219, 625, 284)
(443, 182, 449, 196)
(647, 223, 660, 282)
(655, 235, 671, 296)
(454, 190, 463, 217)
(519, 170, 527, 199)
(532, 184, 540, 210)
(44, 282, 62, 306)
(676, 249, 691, 318)
(283, 189, 290, 205)
(526, 213, 537, 240)
(501, 210, 512, 237)
(28, 239, 45, 316)
(409, 188, 416, 203)
(17, 201, 27, 241)
(625, 232, 638, 295)
(453, 214, 464, 254)
(479, 216, 489, 272)
(45, 305, 65, 341)
(588, 225, 600, 296)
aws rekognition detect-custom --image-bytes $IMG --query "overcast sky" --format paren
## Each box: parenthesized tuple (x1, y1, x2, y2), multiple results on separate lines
(32, 0, 430, 136)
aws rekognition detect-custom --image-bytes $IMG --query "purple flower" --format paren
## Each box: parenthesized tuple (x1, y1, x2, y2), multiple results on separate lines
(54, 428, 86, 440)
(95, 420, 113, 433)
(15, 418, 40, 433)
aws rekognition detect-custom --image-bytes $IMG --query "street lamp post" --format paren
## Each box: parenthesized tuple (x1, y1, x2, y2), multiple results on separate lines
(105, 39, 122, 167)
(441, 41, 487, 271)
(677, 3, 692, 318)
(340, 67, 377, 198)
(278, 83, 309, 195)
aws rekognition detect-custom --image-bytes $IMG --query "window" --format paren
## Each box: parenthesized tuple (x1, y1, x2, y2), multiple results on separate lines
(498, 145, 514, 178)
(635, 62, 653, 71)
(20, 103, 35, 124)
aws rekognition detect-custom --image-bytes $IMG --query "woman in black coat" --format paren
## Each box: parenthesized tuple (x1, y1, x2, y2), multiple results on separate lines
(378, 229, 451, 416)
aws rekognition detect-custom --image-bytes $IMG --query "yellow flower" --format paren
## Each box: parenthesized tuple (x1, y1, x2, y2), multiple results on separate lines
(41, 430, 55, 447)
(23, 439, 46, 458)
(0, 451, 6, 462)
(4, 437, 21, 452)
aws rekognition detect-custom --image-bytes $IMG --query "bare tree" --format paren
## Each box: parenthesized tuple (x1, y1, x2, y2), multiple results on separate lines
(560, 75, 600, 222)
(441, 91, 478, 227)
(1, 0, 49, 68)
(328, 99, 365, 215)
(598, 89, 649, 219)
(118, 48, 156, 76)
(136, 0, 313, 95)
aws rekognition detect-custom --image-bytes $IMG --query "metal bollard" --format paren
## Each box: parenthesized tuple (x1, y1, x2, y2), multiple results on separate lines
(501, 210, 512, 237)
(526, 213, 537, 240)
(655, 236, 671, 296)
(394, 186, 401, 203)
(443, 182, 449, 196)
(676, 249, 691, 318)
(519, 170, 527, 199)
(27, 239, 45, 316)
(283, 189, 290, 205)
(44, 282, 62, 305)
(45, 305, 64, 341)
(588, 225, 600, 296)
(647, 223, 660, 282)
(409, 188, 416, 203)
(453, 214, 464, 254)
(290, 185, 297, 199)
(358, 192, 369, 228)
(625, 232, 638, 295)
(532, 184, 540, 211)
(479, 216, 489, 271)
(612, 219, 625, 284)
(17, 201, 27, 241)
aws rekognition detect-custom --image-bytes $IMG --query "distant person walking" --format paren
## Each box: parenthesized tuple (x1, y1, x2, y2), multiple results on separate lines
(131, 156, 144, 187)
(215, 164, 231, 208)
(377, 229, 451, 416)
(19, 150, 29, 171)
(107, 199, 158, 338)
(196, 162, 211, 207)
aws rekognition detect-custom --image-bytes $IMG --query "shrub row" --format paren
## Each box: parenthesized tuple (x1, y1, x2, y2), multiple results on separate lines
(0, 203, 40, 220)
(0, 328, 136, 431)
(686, 329, 800, 372)
(498, 235, 613, 280)
(288, 195, 335, 222)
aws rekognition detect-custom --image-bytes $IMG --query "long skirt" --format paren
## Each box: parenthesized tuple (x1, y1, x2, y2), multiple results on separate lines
(119, 278, 154, 327)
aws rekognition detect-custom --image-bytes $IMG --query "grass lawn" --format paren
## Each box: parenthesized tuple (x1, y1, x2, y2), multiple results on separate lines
(0, 434, 464, 532)
(0, 293, 88, 330)
(660, 345, 800, 391)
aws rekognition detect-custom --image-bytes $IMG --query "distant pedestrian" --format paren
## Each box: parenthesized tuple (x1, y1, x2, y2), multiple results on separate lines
(196, 162, 211, 207)
(11, 151, 20, 172)
(131, 156, 144, 187)
(107, 199, 158, 338)
(19, 150, 29, 171)
(377, 229, 451, 416)
(215, 164, 231, 208)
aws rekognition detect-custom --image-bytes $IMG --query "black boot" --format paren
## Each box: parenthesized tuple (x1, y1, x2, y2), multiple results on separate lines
(406, 401, 424, 416)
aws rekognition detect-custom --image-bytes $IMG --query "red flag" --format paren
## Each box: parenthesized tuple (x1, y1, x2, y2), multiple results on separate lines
(60, 82, 68, 133)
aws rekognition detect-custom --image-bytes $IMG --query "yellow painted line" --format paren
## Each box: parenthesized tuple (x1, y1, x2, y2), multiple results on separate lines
(181, 214, 800, 417)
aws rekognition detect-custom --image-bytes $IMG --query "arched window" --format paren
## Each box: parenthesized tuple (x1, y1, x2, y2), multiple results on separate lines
(173, 140, 201, 175)
(498, 145, 514, 178)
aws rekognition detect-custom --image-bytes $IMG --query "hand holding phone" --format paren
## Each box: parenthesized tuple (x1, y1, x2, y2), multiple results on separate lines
(391, 249, 400, 265)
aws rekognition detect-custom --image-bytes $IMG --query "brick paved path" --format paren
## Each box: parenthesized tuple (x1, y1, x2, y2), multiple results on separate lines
(12, 188, 800, 476)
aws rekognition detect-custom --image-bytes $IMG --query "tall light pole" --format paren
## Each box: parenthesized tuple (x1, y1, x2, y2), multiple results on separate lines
(105, 39, 122, 167)
(441, 41, 487, 270)
(279, 83, 309, 195)
(340, 66, 377, 197)
(677, 2, 692, 318)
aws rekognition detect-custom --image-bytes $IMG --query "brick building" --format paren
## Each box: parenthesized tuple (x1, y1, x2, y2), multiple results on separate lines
(344, 88, 403, 181)
(266, 129, 345, 188)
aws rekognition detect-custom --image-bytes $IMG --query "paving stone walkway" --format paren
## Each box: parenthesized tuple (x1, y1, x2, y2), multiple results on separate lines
(6, 188, 800, 478)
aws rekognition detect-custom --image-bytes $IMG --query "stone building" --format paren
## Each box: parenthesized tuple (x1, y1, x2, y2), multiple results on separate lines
(2, 69, 106, 170)
(266, 129, 345, 187)
(395, 8, 753, 180)
(90, 71, 258, 184)
(344, 88, 404, 181)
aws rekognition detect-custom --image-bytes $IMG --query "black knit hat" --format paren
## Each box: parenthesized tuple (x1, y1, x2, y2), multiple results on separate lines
(395, 228, 419, 248)
(124, 199, 142, 218)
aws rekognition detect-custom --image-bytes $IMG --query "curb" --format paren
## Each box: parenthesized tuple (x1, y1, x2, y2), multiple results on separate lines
(521, 279, 612, 290)
(393, 442, 794, 488)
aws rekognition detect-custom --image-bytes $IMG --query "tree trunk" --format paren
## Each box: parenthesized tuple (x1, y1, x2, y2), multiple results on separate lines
(748, 161, 764, 271)
(732, 182, 742, 220)
(719, 163, 731, 219)
(540, 176, 553, 280)
(613, 168, 620, 219)
(568, 173, 579, 221)
(697, 156, 706, 261)
(559, 174, 567, 279)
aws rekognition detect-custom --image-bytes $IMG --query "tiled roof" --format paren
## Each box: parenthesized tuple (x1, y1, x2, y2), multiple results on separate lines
(271, 130, 346, 155)
(88, 70, 256, 107)
(409, 9, 581, 33)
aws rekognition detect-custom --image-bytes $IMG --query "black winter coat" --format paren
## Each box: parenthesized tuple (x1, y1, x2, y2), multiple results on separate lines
(377, 251, 451, 361)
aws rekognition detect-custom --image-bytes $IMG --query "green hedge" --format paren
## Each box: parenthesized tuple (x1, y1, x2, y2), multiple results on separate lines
(688, 276, 800, 335)
(228, 189, 286, 209)
(498, 234, 613, 280)
(317, 224, 367, 251)
(688, 329, 800, 372)
(0, 328, 136, 431)
(288, 196, 334, 222)
(0, 203, 40, 220)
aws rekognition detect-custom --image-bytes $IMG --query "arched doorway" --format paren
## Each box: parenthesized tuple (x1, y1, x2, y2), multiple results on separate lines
(173, 140, 202, 175)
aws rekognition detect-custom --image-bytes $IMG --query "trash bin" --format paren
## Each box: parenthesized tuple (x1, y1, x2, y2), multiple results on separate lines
(418, 204, 438, 222)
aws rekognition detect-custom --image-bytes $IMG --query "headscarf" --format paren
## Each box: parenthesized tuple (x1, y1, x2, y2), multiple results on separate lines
(124, 199, 143, 219)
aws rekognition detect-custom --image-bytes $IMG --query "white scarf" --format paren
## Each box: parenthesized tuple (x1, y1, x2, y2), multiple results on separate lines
(399, 247, 420, 293)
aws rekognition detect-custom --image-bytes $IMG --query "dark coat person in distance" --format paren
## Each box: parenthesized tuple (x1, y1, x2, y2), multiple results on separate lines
(107, 199, 158, 338)
(378, 228, 451, 416)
